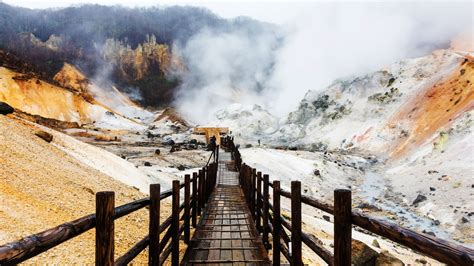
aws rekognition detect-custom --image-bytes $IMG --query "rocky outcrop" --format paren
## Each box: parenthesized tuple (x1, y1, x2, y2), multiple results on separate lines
(0, 101, 14, 115)
(275, 50, 474, 160)
(352, 239, 404, 266)
(352, 239, 379, 265)
(35, 130, 53, 143)
(20, 33, 63, 51)
(15, 110, 80, 129)
(101, 35, 174, 80)
(53, 63, 90, 94)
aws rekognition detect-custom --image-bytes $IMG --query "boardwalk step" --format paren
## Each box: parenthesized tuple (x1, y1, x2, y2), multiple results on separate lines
(190, 247, 259, 250)
(188, 259, 266, 263)
(198, 229, 253, 232)
(182, 151, 269, 264)
(193, 237, 257, 241)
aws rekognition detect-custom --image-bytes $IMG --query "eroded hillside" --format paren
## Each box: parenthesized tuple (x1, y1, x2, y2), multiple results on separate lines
(389, 56, 473, 159)
(0, 114, 167, 264)
(0, 63, 149, 130)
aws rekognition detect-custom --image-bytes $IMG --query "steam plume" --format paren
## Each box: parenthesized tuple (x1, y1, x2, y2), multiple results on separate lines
(173, 2, 473, 122)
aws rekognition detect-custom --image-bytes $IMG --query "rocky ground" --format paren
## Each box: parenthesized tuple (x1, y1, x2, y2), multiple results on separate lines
(0, 114, 162, 264)
(238, 143, 469, 264)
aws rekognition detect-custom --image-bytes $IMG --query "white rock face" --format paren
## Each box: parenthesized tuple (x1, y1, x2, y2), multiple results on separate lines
(272, 50, 471, 156)
(211, 103, 280, 141)
(211, 50, 474, 245)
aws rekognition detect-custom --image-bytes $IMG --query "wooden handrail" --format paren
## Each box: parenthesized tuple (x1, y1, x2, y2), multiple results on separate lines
(222, 135, 474, 266)
(0, 214, 96, 264)
(0, 161, 216, 265)
(351, 211, 474, 265)
(282, 187, 474, 265)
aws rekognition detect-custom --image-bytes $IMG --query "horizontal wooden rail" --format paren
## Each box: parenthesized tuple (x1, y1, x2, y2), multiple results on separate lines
(351, 211, 474, 265)
(0, 160, 217, 266)
(0, 214, 96, 264)
(115, 235, 149, 266)
(115, 205, 183, 266)
(223, 135, 474, 266)
(280, 239, 291, 262)
(279, 215, 333, 265)
(159, 223, 185, 264)
(282, 189, 474, 265)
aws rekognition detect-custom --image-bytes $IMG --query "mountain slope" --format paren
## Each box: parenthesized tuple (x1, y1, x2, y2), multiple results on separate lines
(0, 3, 278, 107)
(0, 114, 170, 264)
(274, 50, 473, 159)
(0, 63, 150, 130)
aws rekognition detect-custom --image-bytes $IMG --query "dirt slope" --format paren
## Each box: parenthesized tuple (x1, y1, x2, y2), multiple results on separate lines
(0, 115, 171, 264)
(0, 66, 146, 130)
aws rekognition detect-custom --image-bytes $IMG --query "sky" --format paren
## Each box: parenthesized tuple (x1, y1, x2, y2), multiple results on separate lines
(6, 0, 469, 25)
(1, 0, 306, 24)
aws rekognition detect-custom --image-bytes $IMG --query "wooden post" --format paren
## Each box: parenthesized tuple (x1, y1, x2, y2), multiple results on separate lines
(95, 191, 114, 266)
(203, 167, 207, 206)
(291, 181, 302, 266)
(214, 162, 218, 187)
(192, 172, 198, 227)
(208, 164, 215, 199)
(240, 163, 245, 186)
(149, 184, 160, 266)
(252, 168, 257, 221)
(334, 189, 352, 266)
(247, 167, 252, 205)
(273, 181, 281, 265)
(262, 174, 269, 248)
(256, 171, 262, 232)
(213, 163, 217, 189)
(198, 169, 203, 215)
(202, 167, 207, 205)
(243, 166, 248, 202)
(171, 180, 180, 265)
(208, 165, 212, 201)
(184, 175, 191, 244)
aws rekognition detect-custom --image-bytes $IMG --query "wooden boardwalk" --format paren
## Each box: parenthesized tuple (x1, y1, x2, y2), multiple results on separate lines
(3, 137, 472, 265)
(182, 151, 270, 265)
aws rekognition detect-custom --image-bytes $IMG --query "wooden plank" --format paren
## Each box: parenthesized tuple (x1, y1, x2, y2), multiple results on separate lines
(193, 247, 258, 250)
(181, 150, 269, 265)
(188, 259, 265, 263)
(208, 230, 221, 261)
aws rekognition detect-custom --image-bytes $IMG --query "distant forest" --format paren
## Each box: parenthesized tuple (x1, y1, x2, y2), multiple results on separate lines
(0, 3, 276, 106)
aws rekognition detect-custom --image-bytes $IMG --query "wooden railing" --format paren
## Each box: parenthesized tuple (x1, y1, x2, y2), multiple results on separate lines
(2, 136, 473, 266)
(222, 136, 474, 266)
(0, 153, 219, 265)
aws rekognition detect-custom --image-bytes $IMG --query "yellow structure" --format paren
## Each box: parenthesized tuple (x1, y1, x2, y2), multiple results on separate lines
(193, 127, 229, 145)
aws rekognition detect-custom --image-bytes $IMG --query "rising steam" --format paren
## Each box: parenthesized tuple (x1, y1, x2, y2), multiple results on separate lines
(172, 1, 473, 123)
